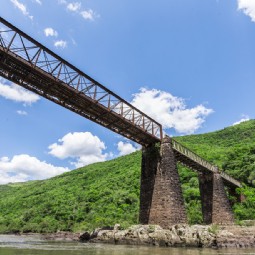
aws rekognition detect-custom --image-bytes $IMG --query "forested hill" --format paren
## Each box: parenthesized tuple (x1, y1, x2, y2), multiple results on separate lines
(175, 119, 255, 185)
(0, 120, 255, 233)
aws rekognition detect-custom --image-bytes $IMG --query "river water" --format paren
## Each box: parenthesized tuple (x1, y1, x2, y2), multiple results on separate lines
(0, 235, 255, 255)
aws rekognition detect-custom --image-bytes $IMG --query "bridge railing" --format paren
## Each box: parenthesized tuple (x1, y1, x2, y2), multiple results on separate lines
(172, 139, 218, 173)
(172, 139, 241, 187)
(0, 17, 162, 145)
(220, 172, 242, 187)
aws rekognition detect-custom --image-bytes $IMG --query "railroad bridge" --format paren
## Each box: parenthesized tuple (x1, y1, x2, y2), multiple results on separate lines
(0, 17, 242, 228)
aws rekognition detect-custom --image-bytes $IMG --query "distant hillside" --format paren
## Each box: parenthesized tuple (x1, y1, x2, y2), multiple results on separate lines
(0, 120, 255, 233)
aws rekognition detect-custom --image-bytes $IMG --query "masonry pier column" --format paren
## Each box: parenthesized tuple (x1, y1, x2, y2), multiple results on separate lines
(199, 172, 234, 224)
(139, 136, 187, 228)
(198, 172, 213, 224)
(139, 143, 159, 224)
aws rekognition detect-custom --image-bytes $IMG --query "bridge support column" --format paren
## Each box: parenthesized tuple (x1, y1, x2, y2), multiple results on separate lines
(139, 136, 187, 228)
(198, 173, 213, 224)
(199, 172, 234, 224)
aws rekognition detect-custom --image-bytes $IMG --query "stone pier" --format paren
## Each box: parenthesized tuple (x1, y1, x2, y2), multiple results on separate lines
(199, 172, 234, 224)
(198, 172, 214, 224)
(139, 136, 187, 228)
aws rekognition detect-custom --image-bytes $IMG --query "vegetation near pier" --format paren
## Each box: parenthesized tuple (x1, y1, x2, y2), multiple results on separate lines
(0, 120, 255, 233)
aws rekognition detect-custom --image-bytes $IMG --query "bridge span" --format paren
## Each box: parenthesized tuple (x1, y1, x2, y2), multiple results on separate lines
(0, 17, 242, 227)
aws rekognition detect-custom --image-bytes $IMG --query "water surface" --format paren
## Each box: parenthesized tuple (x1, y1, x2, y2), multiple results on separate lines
(0, 235, 255, 255)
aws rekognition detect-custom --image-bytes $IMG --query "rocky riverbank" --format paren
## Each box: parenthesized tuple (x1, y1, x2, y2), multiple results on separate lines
(79, 224, 255, 248)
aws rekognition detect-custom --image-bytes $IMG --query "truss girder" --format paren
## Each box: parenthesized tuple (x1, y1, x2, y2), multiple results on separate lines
(0, 17, 162, 146)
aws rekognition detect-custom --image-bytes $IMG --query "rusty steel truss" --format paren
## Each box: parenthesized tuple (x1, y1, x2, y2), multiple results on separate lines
(0, 17, 162, 146)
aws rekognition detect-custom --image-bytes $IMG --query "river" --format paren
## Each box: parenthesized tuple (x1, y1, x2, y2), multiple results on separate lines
(0, 235, 255, 255)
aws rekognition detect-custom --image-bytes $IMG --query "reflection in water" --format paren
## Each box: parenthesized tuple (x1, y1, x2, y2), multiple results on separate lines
(0, 235, 255, 255)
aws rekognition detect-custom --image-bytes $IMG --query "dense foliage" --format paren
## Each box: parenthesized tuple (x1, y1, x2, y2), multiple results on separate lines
(0, 120, 255, 233)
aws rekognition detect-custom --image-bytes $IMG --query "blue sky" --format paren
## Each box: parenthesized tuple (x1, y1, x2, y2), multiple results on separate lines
(0, 0, 254, 184)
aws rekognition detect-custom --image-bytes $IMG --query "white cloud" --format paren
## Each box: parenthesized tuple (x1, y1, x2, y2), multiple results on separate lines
(34, 0, 42, 4)
(0, 80, 40, 105)
(10, 0, 33, 19)
(117, 141, 138, 156)
(48, 132, 107, 168)
(10, 0, 28, 15)
(67, 2, 81, 12)
(0, 155, 69, 184)
(80, 9, 98, 21)
(232, 115, 250, 126)
(238, 0, 255, 22)
(44, 27, 58, 37)
(54, 40, 67, 49)
(131, 88, 213, 134)
(17, 110, 28, 115)
(57, 0, 99, 21)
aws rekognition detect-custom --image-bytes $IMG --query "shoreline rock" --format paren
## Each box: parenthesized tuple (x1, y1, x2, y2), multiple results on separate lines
(42, 231, 80, 241)
(5, 224, 255, 248)
(80, 224, 255, 248)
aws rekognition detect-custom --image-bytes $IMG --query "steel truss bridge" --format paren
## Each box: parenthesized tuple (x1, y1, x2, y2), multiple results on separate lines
(0, 17, 241, 188)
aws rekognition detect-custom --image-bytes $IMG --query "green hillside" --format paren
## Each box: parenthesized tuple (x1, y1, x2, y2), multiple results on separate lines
(176, 119, 255, 184)
(0, 120, 255, 233)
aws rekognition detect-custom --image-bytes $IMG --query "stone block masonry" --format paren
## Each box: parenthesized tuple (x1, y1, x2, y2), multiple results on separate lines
(199, 172, 213, 224)
(212, 173, 234, 224)
(139, 143, 159, 225)
(139, 136, 187, 228)
(199, 172, 234, 224)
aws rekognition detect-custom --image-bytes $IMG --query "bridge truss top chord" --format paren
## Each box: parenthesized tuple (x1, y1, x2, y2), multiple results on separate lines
(0, 17, 162, 146)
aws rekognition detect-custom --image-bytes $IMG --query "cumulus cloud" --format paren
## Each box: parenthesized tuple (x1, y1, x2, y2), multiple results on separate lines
(44, 27, 58, 37)
(117, 141, 138, 156)
(232, 115, 250, 126)
(10, 0, 33, 20)
(54, 40, 67, 49)
(131, 88, 213, 134)
(67, 2, 81, 12)
(0, 155, 69, 184)
(238, 0, 255, 22)
(81, 9, 98, 21)
(0, 79, 40, 105)
(17, 110, 28, 115)
(43, 28, 67, 50)
(48, 132, 107, 168)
